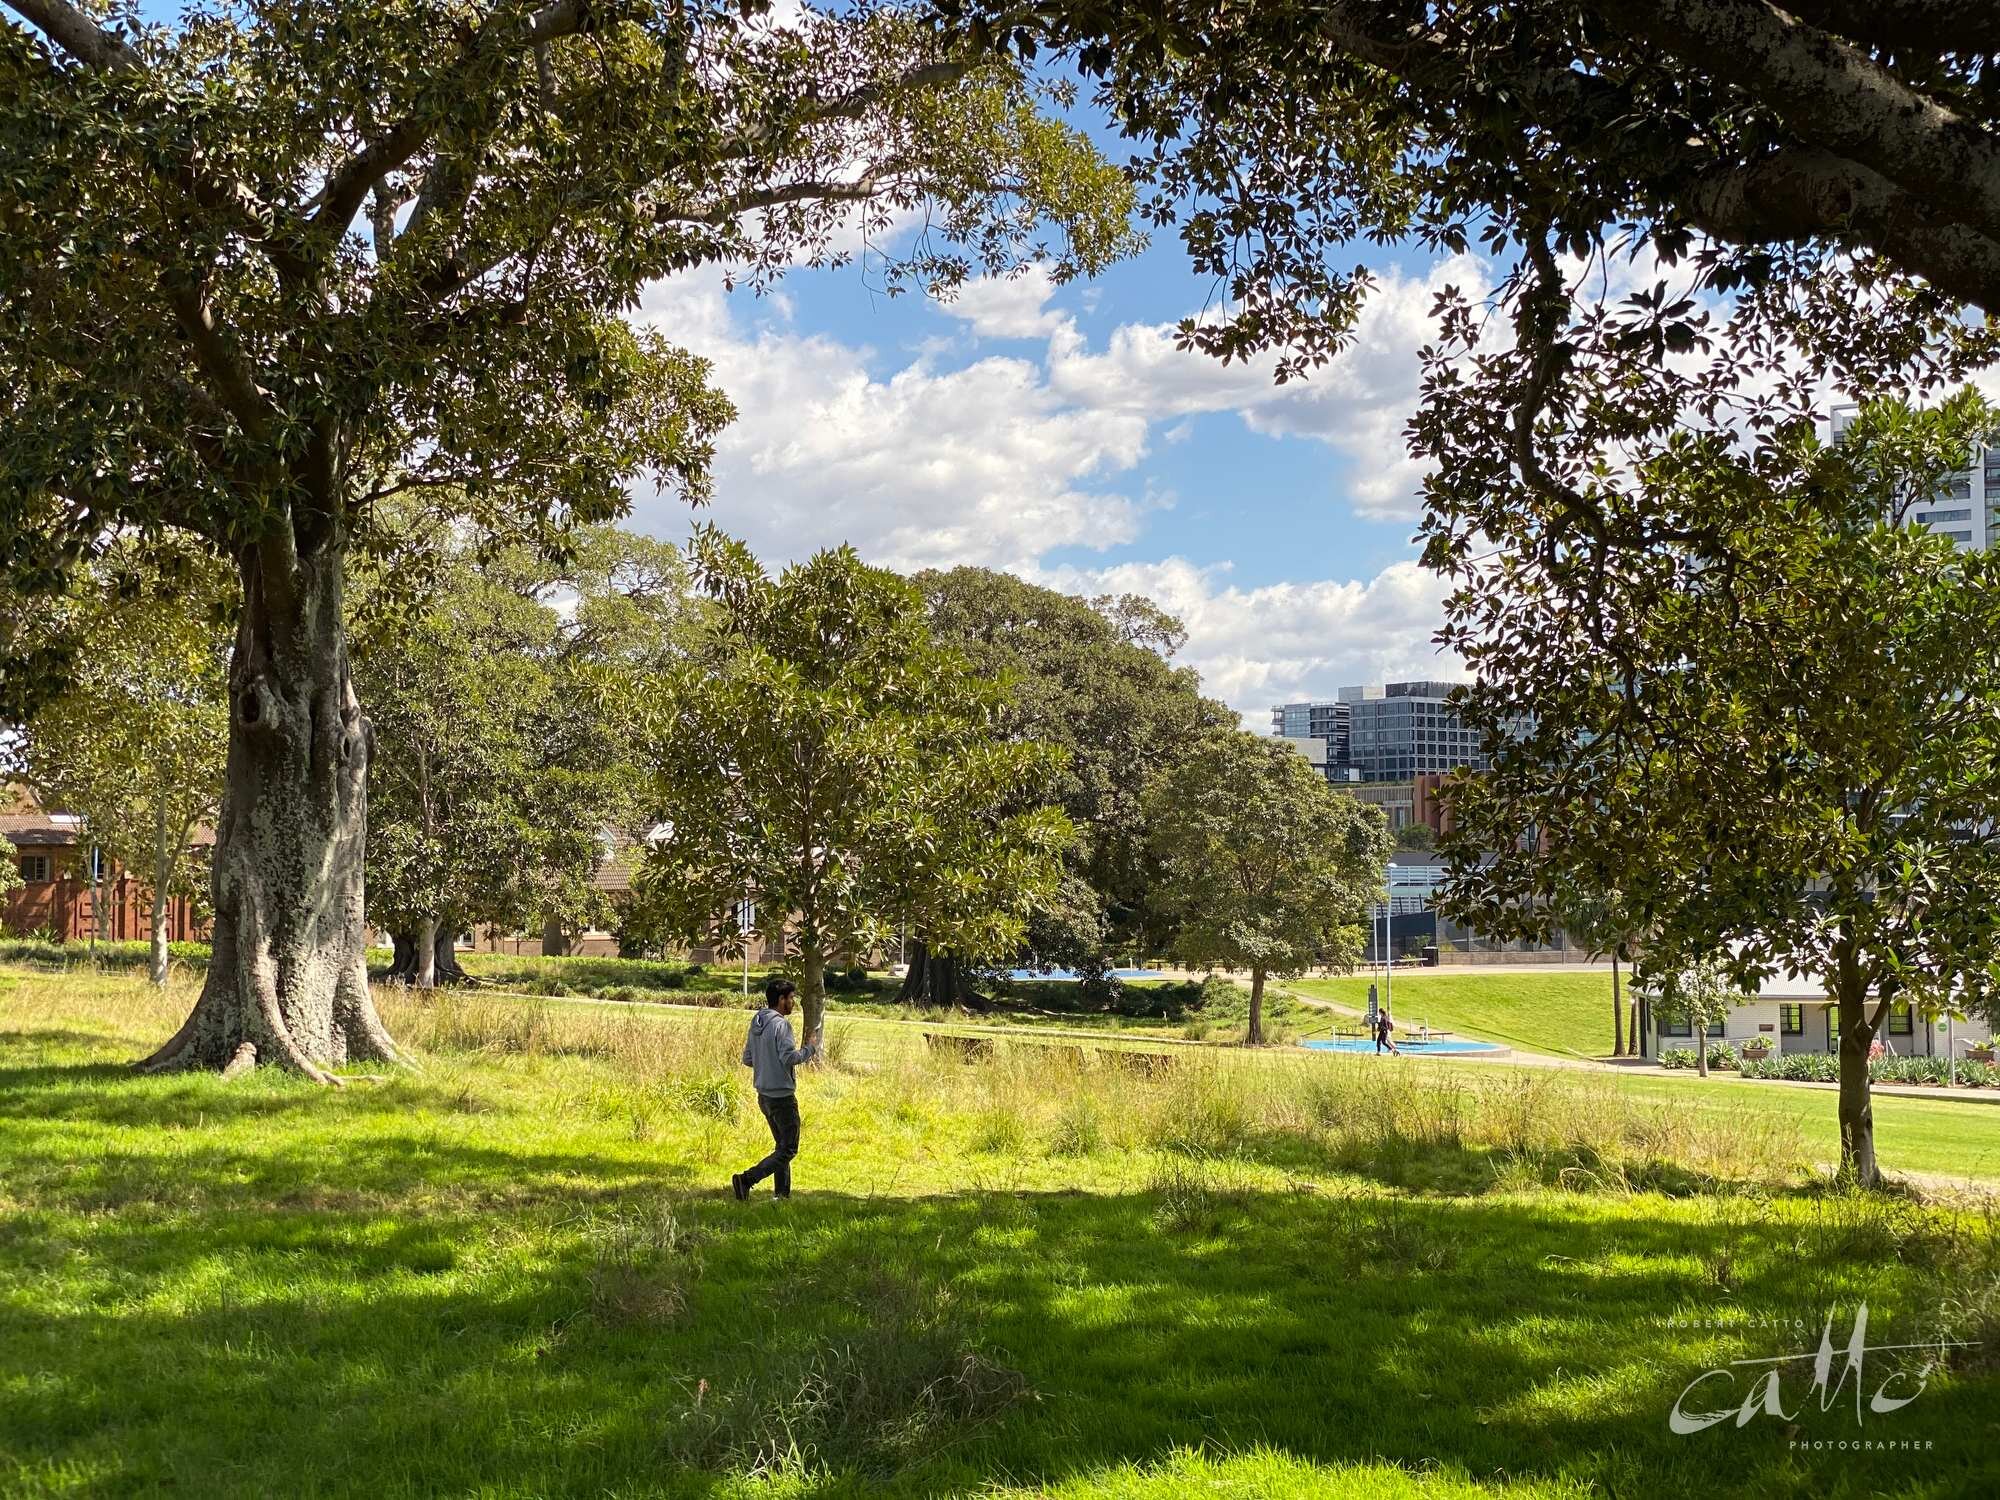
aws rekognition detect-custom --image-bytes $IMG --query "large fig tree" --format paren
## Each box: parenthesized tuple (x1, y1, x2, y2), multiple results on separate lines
(0, 0, 1130, 1078)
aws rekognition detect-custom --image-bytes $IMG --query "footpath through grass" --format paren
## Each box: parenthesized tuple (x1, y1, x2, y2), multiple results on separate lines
(3, 966, 1999, 1499)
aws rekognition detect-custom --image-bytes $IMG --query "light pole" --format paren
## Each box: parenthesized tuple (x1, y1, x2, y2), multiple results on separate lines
(1384, 860, 1398, 1020)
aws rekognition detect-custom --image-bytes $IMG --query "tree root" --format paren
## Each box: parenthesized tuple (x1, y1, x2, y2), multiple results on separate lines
(218, 1041, 258, 1080)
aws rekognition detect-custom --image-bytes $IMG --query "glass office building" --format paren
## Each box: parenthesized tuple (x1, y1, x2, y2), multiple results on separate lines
(1270, 681, 1485, 783)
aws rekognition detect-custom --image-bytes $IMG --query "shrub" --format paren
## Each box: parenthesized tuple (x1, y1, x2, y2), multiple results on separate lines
(1740, 1053, 1839, 1083)
(1659, 1049, 1699, 1070)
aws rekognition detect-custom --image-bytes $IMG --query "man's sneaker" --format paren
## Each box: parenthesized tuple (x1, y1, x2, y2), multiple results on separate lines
(731, 1173, 749, 1202)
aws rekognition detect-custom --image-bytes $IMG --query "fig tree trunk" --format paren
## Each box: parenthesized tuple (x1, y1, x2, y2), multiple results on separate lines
(1611, 955, 1623, 1057)
(542, 915, 572, 956)
(388, 924, 473, 984)
(896, 939, 983, 1008)
(1836, 981, 1881, 1189)
(1247, 966, 1266, 1045)
(137, 537, 401, 1083)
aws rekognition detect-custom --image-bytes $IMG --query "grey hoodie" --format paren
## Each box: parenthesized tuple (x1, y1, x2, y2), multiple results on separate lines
(742, 1005, 816, 1096)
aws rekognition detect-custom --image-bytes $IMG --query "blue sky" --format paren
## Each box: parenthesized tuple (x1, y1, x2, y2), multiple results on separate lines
(111, 0, 1472, 720)
(627, 216, 1479, 720)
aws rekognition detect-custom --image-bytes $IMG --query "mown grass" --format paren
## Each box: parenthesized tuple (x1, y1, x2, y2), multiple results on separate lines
(3, 966, 1999, 1498)
(1290, 972, 1621, 1057)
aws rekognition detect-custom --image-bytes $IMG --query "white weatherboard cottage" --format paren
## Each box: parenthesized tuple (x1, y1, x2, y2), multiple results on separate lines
(1655, 962, 1996, 1058)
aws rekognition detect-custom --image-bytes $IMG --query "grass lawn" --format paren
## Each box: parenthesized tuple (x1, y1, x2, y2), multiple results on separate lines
(1289, 972, 1621, 1058)
(4, 966, 2000, 1498)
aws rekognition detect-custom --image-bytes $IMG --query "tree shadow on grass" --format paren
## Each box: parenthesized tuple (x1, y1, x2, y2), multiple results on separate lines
(3, 1173, 1994, 1500)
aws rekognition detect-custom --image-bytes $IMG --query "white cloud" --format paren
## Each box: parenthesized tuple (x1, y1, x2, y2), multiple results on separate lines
(625, 258, 1472, 715)
(944, 267, 1067, 340)
(1042, 255, 1496, 521)
(1034, 556, 1460, 724)
(631, 272, 1148, 573)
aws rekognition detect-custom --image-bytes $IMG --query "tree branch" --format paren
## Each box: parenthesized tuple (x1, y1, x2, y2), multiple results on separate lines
(669, 174, 888, 226)
(1682, 145, 2000, 308)
(2, 0, 137, 70)
(159, 276, 278, 446)
(1593, 0, 2000, 248)
(1782, 1, 2000, 55)
(311, 0, 594, 243)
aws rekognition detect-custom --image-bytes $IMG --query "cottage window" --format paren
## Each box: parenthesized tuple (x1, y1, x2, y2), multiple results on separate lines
(1779, 1004, 1804, 1035)
(1887, 1001, 1914, 1036)
(19, 854, 49, 883)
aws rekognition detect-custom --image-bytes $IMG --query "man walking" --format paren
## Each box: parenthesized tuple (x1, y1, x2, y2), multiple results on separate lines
(733, 977, 819, 1200)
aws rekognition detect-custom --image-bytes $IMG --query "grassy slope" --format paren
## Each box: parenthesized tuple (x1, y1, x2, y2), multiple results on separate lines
(1289, 973, 1621, 1057)
(3, 967, 1999, 1499)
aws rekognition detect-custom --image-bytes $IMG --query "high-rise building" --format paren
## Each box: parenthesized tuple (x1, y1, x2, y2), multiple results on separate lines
(1270, 699, 1350, 770)
(1830, 403, 1999, 549)
(1269, 681, 1486, 783)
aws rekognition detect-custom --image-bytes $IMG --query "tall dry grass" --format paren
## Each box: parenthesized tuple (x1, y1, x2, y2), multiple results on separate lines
(5, 967, 1812, 1192)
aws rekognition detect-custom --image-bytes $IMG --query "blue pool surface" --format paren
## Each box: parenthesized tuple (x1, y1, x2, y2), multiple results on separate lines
(1302, 1037, 1507, 1056)
(1006, 967, 1168, 983)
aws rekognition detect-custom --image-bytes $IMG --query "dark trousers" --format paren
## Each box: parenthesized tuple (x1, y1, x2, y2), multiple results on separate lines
(743, 1092, 801, 1196)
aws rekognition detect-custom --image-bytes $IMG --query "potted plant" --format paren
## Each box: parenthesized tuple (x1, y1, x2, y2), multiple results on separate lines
(1740, 1035, 1775, 1064)
(1968, 1040, 1997, 1065)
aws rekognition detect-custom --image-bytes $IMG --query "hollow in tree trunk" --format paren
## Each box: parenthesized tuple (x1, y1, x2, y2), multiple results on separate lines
(896, 939, 984, 1008)
(136, 537, 402, 1083)
(1835, 980, 1881, 1189)
(1247, 965, 1266, 1045)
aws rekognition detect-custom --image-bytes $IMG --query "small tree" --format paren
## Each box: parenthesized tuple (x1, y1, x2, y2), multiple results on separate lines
(1441, 393, 2000, 1187)
(1146, 732, 1390, 1044)
(1637, 957, 1738, 1079)
(19, 544, 229, 983)
(1554, 883, 1645, 1057)
(634, 530, 1071, 1039)
(0, 835, 21, 900)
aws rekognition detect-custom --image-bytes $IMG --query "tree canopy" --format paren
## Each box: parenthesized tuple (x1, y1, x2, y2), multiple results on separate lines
(913, 566, 1234, 984)
(634, 530, 1072, 1038)
(1146, 731, 1389, 1044)
(1438, 393, 2000, 1186)
(0, 0, 1135, 1075)
(13, 539, 231, 982)
(351, 524, 685, 983)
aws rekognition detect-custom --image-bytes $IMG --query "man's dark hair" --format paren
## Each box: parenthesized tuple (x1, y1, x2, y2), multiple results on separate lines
(764, 977, 797, 1005)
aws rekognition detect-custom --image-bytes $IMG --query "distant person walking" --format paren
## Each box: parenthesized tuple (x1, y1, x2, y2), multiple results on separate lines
(732, 977, 820, 1201)
(1374, 1004, 1400, 1055)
